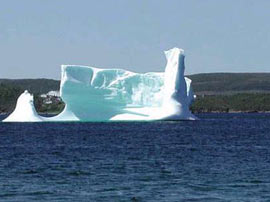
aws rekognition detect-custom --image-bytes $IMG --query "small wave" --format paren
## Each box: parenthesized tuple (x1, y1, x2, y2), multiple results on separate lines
(67, 170, 92, 176)
(0, 191, 53, 198)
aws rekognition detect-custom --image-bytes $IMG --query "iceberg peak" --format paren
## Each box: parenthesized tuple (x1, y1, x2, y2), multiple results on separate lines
(3, 90, 43, 122)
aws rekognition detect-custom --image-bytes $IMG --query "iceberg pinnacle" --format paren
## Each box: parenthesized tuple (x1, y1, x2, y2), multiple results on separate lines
(3, 47, 197, 122)
(3, 90, 43, 122)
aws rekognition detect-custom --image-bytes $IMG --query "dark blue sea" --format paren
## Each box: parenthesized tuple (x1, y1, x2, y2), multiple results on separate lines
(1, 113, 270, 202)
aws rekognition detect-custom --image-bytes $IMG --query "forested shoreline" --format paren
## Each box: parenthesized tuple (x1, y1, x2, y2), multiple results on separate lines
(1, 73, 270, 114)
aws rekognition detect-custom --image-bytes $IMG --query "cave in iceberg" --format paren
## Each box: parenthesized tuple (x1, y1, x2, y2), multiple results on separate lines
(3, 47, 197, 122)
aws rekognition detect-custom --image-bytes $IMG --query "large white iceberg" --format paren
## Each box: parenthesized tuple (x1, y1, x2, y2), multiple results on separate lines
(3, 48, 197, 122)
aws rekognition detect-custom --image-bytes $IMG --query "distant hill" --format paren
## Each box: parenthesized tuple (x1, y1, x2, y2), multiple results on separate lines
(188, 73, 270, 95)
(1, 73, 270, 95)
(0, 79, 60, 94)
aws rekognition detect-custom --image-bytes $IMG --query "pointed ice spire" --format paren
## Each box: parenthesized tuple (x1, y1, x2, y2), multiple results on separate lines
(163, 47, 187, 102)
(3, 90, 43, 122)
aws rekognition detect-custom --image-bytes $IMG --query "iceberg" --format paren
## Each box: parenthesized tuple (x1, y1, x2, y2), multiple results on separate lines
(3, 47, 197, 122)
(3, 90, 43, 122)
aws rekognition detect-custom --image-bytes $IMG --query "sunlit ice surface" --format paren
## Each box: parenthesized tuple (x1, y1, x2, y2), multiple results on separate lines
(3, 48, 197, 122)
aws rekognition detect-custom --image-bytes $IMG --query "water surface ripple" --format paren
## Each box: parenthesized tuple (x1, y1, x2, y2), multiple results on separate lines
(1, 113, 270, 201)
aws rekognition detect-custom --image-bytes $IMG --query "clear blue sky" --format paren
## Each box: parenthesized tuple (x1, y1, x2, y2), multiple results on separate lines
(1, 0, 270, 79)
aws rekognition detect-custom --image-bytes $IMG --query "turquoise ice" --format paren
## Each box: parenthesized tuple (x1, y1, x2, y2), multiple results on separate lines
(3, 48, 197, 122)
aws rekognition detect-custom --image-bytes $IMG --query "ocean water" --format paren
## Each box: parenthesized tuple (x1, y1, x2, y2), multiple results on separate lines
(1, 113, 270, 202)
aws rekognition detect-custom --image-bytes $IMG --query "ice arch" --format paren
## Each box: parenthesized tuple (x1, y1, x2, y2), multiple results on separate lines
(3, 48, 197, 122)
